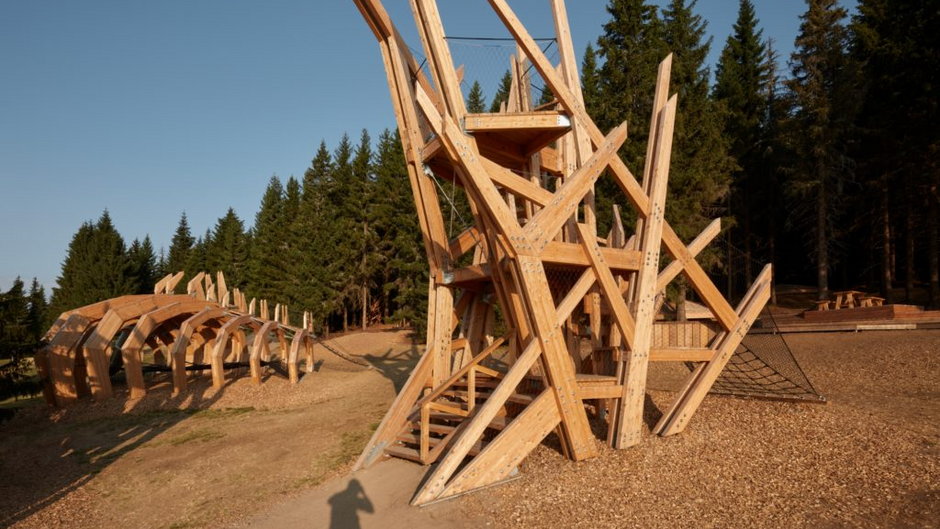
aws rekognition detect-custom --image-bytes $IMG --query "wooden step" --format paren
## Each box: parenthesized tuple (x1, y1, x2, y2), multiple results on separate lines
(393, 433, 485, 457)
(384, 444, 423, 463)
(441, 389, 534, 405)
(425, 412, 508, 431)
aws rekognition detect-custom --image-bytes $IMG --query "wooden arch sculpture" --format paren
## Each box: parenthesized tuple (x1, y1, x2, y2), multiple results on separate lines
(121, 300, 218, 398)
(351, 0, 773, 505)
(38, 272, 322, 407)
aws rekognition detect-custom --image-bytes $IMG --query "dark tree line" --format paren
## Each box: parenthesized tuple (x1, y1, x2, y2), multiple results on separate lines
(47, 129, 426, 335)
(579, 0, 938, 306)
(38, 0, 940, 351)
(0, 278, 47, 400)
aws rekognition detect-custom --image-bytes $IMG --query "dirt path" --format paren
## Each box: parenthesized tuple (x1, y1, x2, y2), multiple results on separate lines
(240, 458, 481, 529)
(0, 328, 422, 529)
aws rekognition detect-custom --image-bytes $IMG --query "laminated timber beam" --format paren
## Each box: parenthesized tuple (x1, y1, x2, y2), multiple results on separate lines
(351, 0, 773, 506)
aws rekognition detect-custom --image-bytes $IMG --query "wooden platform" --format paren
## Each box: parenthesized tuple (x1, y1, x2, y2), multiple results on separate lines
(770, 304, 940, 333)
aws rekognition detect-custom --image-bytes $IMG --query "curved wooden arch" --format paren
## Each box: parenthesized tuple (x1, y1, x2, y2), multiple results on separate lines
(121, 300, 218, 398)
(210, 315, 261, 389)
(170, 307, 229, 394)
(41, 313, 94, 406)
(249, 320, 290, 385)
(81, 295, 195, 400)
(287, 329, 315, 384)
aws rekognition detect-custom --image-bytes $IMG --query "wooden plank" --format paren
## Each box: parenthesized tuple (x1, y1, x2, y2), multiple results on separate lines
(613, 95, 677, 449)
(413, 338, 540, 504)
(438, 389, 560, 499)
(655, 264, 772, 436)
(576, 223, 636, 350)
(464, 111, 570, 131)
(648, 348, 714, 362)
(524, 122, 627, 250)
(655, 218, 720, 292)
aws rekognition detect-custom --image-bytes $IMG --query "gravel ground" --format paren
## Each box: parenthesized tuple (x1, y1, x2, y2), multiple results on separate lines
(2, 329, 937, 528)
(462, 330, 940, 528)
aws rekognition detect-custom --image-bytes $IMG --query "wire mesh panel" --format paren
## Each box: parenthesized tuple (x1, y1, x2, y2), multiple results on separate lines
(446, 37, 559, 111)
(704, 310, 826, 402)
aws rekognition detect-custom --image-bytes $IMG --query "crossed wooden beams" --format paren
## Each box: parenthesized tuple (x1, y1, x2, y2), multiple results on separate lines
(36, 272, 317, 408)
(352, 0, 772, 505)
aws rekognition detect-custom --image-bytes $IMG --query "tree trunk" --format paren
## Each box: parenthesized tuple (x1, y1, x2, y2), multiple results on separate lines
(881, 189, 893, 302)
(905, 199, 915, 303)
(342, 305, 348, 333)
(929, 185, 939, 308)
(677, 281, 687, 322)
(817, 179, 829, 300)
(361, 284, 368, 330)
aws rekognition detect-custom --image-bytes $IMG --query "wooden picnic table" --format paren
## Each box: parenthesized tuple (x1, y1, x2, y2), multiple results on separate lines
(832, 290, 866, 309)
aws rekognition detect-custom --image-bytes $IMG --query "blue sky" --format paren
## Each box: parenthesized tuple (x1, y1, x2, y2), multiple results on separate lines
(0, 0, 856, 292)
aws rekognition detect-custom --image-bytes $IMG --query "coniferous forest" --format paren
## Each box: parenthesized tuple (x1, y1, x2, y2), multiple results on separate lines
(2, 0, 938, 400)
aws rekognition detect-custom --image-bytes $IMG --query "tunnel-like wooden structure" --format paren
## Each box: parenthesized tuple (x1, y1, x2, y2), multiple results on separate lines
(36, 272, 317, 408)
(352, 0, 772, 505)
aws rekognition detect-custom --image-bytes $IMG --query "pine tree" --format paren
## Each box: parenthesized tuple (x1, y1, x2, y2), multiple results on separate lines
(186, 230, 212, 279)
(661, 0, 734, 312)
(296, 141, 334, 327)
(594, 0, 666, 232)
(26, 278, 47, 340)
(206, 208, 249, 287)
(350, 130, 377, 329)
(713, 0, 771, 291)
(248, 176, 286, 303)
(280, 176, 303, 312)
(489, 70, 513, 112)
(372, 129, 428, 331)
(167, 212, 195, 277)
(466, 81, 486, 113)
(49, 221, 95, 316)
(785, 0, 855, 300)
(127, 235, 158, 294)
(327, 134, 356, 330)
(581, 44, 601, 116)
(852, 0, 940, 305)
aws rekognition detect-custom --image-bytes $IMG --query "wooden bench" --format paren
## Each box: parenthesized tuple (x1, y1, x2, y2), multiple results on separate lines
(859, 296, 885, 307)
(814, 300, 832, 311)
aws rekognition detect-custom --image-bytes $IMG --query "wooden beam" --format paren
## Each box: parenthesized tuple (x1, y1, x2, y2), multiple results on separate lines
(613, 94, 677, 449)
(655, 264, 773, 436)
(464, 111, 571, 131)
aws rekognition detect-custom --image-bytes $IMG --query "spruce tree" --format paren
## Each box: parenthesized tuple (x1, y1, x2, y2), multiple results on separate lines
(785, 0, 855, 300)
(324, 134, 361, 330)
(127, 236, 158, 294)
(186, 231, 212, 279)
(49, 221, 96, 316)
(594, 0, 666, 232)
(248, 176, 286, 303)
(661, 0, 734, 311)
(350, 130, 377, 329)
(166, 212, 195, 283)
(581, 44, 600, 117)
(713, 0, 771, 290)
(466, 81, 486, 113)
(26, 278, 47, 340)
(489, 70, 513, 112)
(280, 176, 303, 311)
(372, 130, 428, 331)
(852, 0, 939, 305)
(297, 141, 334, 327)
(207, 208, 249, 287)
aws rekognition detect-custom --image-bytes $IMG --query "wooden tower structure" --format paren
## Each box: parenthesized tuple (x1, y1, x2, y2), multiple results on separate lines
(352, 0, 772, 505)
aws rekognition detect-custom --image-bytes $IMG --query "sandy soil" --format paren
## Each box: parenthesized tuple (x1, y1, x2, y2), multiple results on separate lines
(2, 328, 938, 529)
(0, 328, 421, 529)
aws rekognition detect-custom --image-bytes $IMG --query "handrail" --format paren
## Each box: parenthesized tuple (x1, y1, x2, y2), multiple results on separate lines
(413, 332, 510, 411)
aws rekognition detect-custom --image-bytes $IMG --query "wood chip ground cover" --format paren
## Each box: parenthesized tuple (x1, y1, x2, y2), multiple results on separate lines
(1, 328, 937, 528)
